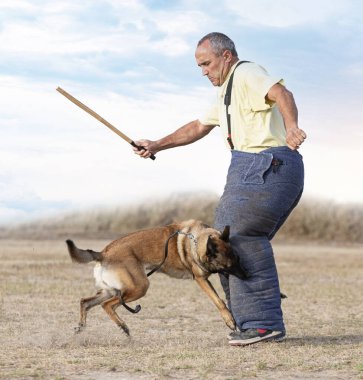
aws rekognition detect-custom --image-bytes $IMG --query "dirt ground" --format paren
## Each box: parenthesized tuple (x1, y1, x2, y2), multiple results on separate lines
(0, 239, 362, 380)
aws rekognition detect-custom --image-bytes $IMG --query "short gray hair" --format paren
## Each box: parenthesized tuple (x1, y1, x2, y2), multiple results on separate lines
(197, 32, 238, 57)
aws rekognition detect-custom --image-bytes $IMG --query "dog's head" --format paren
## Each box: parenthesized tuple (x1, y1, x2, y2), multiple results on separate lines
(202, 226, 249, 280)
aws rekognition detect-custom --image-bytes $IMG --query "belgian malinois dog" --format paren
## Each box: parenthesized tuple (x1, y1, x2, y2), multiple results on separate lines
(66, 219, 248, 335)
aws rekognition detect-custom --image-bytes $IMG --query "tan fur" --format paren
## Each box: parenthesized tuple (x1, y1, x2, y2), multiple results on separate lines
(66, 219, 246, 335)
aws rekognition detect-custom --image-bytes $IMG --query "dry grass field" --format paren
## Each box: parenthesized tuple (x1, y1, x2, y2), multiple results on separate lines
(1, 195, 363, 379)
(1, 238, 362, 380)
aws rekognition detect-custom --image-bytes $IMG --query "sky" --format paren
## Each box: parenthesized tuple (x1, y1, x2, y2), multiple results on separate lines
(0, 0, 362, 224)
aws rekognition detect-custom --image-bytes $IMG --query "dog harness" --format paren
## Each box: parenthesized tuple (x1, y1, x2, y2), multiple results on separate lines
(118, 231, 197, 315)
(146, 231, 197, 277)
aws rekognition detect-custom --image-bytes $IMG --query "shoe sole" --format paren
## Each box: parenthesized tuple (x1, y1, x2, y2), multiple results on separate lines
(229, 331, 285, 346)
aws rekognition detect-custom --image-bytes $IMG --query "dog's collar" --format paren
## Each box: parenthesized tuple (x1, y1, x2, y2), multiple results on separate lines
(177, 230, 210, 274)
(175, 230, 200, 272)
(147, 230, 197, 277)
(177, 231, 197, 247)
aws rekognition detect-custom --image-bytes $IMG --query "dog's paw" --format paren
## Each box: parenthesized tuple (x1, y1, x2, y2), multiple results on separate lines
(226, 318, 236, 330)
(74, 325, 84, 334)
(222, 311, 236, 330)
(119, 324, 130, 336)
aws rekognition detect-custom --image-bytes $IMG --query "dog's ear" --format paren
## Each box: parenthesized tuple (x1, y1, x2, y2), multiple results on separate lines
(220, 225, 230, 242)
(207, 236, 218, 259)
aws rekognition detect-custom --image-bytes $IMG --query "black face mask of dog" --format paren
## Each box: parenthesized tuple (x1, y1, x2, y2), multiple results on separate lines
(205, 226, 249, 280)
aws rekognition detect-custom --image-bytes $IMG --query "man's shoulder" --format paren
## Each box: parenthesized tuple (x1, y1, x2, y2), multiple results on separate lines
(234, 62, 271, 85)
(236, 61, 268, 74)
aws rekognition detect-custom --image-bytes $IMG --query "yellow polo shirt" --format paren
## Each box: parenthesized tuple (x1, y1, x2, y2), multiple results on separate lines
(199, 61, 287, 153)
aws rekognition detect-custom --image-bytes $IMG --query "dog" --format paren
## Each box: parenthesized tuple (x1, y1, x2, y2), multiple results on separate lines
(66, 219, 249, 335)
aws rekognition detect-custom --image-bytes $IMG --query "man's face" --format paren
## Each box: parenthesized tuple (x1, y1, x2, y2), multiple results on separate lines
(195, 40, 230, 87)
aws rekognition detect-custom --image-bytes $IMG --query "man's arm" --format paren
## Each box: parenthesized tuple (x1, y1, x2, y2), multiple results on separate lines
(133, 120, 215, 159)
(266, 83, 307, 150)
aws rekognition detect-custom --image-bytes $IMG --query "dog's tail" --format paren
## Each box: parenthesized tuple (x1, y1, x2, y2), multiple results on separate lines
(66, 239, 103, 263)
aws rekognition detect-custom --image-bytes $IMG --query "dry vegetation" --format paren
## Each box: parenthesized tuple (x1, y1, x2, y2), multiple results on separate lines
(1, 194, 363, 379)
(1, 193, 363, 244)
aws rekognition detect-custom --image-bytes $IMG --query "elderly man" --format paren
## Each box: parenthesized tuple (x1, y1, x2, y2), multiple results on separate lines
(134, 32, 306, 346)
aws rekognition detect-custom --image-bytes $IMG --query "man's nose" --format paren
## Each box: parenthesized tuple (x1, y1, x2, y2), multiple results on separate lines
(201, 67, 208, 76)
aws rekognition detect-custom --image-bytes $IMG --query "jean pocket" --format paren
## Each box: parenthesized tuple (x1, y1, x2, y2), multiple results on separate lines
(243, 153, 273, 184)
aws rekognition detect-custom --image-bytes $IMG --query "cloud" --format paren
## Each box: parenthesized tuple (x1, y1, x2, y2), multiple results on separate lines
(0, 0, 362, 225)
(0, 0, 205, 57)
(0, 0, 38, 11)
(0, 173, 70, 224)
(0, 0, 213, 92)
(226, 0, 349, 28)
(0, 73, 222, 223)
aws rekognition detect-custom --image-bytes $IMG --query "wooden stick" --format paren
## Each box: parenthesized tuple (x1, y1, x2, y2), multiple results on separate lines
(56, 87, 155, 160)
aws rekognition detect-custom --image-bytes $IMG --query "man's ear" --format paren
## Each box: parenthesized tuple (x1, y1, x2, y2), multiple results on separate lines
(220, 225, 230, 242)
(222, 49, 232, 63)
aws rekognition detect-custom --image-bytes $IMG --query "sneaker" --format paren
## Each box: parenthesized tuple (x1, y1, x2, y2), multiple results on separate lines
(227, 330, 242, 340)
(228, 328, 285, 346)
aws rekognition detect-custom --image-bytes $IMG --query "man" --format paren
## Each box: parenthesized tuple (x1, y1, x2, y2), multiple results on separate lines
(133, 32, 306, 346)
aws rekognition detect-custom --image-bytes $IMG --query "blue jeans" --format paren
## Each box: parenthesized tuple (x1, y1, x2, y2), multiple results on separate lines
(214, 147, 304, 332)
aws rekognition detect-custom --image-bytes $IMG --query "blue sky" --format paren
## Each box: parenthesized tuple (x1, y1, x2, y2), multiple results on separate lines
(0, 0, 362, 224)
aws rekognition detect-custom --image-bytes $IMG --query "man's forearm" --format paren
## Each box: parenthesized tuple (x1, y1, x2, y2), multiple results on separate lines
(274, 88, 298, 130)
(155, 120, 213, 152)
(133, 120, 214, 159)
(266, 83, 306, 150)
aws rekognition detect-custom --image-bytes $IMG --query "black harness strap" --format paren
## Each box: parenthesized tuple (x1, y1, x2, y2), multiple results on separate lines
(120, 231, 179, 314)
(146, 231, 179, 277)
(147, 230, 196, 277)
(224, 61, 249, 150)
(116, 289, 141, 314)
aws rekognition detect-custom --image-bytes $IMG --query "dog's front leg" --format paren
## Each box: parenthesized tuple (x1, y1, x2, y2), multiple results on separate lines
(194, 276, 236, 330)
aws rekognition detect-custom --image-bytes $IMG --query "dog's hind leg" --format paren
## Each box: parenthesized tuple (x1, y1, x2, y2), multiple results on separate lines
(76, 289, 113, 333)
(101, 296, 130, 336)
(100, 266, 150, 335)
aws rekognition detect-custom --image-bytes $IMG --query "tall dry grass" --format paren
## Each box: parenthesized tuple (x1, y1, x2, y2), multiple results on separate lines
(1, 192, 362, 244)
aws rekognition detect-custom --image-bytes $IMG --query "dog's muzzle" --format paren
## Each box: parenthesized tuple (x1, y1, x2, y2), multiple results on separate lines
(222, 262, 250, 280)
